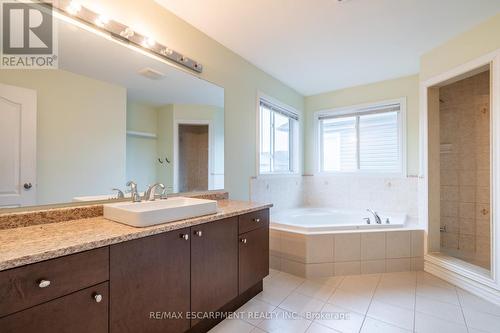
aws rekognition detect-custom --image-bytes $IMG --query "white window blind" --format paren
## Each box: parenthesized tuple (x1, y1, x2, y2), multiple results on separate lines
(319, 102, 402, 173)
(259, 99, 298, 174)
(320, 117, 357, 172)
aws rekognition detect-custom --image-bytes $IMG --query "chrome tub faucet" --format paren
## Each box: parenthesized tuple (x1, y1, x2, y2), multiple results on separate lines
(366, 208, 382, 224)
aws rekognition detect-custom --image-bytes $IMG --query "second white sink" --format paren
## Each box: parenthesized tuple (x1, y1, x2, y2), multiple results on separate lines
(103, 197, 218, 227)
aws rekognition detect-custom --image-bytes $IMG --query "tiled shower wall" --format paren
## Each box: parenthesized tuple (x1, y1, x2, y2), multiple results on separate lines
(439, 71, 491, 269)
(250, 175, 419, 221)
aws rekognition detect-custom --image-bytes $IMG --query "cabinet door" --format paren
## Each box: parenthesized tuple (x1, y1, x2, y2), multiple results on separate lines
(191, 217, 238, 326)
(239, 227, 269, 294)
(0, 282, 108, 333)
(110, 229, 191, 333)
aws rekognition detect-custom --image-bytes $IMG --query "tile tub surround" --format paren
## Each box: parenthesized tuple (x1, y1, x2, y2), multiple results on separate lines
(0, 199, 270, 271)
(270, 230, 424, 278)
(250, 175, 304, 212)
(302, 175, 419, 220)
(0, 190, 229, 230)
(209, 270, 500, 333)
(250, 174, 419, 220)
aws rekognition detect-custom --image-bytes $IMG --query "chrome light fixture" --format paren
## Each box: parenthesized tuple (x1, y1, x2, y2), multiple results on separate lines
(44, 0, 203, 73)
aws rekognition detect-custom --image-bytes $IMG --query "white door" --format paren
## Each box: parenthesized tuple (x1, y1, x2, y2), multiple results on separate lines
(0, 83, 37, 207)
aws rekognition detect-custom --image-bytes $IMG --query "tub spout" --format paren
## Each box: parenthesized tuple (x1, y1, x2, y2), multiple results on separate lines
(366, 209, 382, 224)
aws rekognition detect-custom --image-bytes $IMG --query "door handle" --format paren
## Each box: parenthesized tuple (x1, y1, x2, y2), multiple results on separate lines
(24, 183, 32, 190)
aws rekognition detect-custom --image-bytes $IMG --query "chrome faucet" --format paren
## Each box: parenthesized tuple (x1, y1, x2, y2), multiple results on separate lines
(143, 183, 165, 201)
(366, 208, 382, 224)
(126, 181, 141, 202)
(111, 188, 124, 199)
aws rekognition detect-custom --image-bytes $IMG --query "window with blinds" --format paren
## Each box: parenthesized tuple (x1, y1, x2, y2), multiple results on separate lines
(259, 98, 299, 174)
(318, 102, 403, 173)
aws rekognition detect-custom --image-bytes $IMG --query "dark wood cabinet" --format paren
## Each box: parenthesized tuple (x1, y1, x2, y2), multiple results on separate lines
(110, 229, 191, 333)
(0, 247, 108, 317)
(239, 226, 269, 294)
(0, 208, 270, 333)
(239, 209, 270, 234)
(190, 217, 238, 326)
(0, 282, 108, 333)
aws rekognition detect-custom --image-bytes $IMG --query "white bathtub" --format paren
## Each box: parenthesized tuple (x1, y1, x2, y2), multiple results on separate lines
(271, 207, 406, 233)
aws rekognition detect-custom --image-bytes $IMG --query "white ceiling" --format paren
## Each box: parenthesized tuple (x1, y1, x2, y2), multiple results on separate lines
(57, 16, 224, 107)
(155, 0, 500, 96)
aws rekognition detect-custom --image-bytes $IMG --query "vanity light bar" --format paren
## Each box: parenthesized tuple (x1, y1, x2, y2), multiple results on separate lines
(46, 0, 203, 73)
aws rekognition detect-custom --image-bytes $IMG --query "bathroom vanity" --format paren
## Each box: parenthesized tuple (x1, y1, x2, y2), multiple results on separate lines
(0, 202, 270, 333)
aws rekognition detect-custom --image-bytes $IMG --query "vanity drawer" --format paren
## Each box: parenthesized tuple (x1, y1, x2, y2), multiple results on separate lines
(238, 209, 269, 234)
(0, 281, 108, 333)
(0, 247, 109, 318)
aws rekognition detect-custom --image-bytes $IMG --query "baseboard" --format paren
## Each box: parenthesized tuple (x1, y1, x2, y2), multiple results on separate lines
(424, 259, 500, 306)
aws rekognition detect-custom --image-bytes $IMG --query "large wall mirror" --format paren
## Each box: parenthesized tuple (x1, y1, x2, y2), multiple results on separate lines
(0, 12, 224, 210)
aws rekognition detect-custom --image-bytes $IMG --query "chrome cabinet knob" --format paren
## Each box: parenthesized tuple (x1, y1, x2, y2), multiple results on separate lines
(93, 293, 103, 303)
(254, 218, 261, 223)
(24, 183, 32, 190)
(38, 279, 51, 288)
(240, 238, 247, 244)
(181, 234, 189, 241)
(194, 230, 202, 237)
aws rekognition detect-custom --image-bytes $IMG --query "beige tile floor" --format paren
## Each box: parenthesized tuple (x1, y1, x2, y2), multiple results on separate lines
(209, 269, 500, 333)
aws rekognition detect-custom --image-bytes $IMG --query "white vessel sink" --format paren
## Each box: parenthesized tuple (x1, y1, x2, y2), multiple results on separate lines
(103, 197, 218, 227)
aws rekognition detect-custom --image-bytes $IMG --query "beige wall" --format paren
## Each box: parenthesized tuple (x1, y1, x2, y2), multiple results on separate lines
(304, 75, 420, 176)
(126, 101, 159, 190)
(126, 102, 224, 193)
(80, 0, 304, 200)
(0, 69, 126, 204)
(421, 13, 500, 81)
(157, 105, 174, 190)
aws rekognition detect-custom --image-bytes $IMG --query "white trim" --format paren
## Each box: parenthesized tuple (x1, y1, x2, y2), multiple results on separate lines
(313, 97, 407, 177)
(173, 119, 214, 193)
(420, 47, 500, 303)
(256, 92, 301, 176)
(425, 258, 500, 306)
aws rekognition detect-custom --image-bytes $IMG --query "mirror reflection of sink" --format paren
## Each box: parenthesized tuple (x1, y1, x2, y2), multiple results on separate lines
(103, 197, 218, 227)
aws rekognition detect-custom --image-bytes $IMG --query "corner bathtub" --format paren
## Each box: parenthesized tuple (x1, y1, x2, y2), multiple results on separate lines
(271, 208, 406, 233)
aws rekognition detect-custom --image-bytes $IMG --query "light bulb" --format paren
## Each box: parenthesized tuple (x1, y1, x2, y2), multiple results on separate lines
(142, 37, 155, 48)
(120, 27, 134, 39)
(67, 1, 81, 15)
(95, 15, 109, 27)
(161, 48, 173, 56)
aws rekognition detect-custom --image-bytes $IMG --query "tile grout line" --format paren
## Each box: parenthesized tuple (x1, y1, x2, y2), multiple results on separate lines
(357, 273, 382, 332)
(274, 273, 315, 333)
(413, 272, 417, 333)
(252, 271, 300, 332)
(454, 286, 470, 332)
(310, 276, 346, 331)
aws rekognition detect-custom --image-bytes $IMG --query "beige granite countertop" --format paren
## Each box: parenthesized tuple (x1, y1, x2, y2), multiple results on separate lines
(0, 200, 272, 271)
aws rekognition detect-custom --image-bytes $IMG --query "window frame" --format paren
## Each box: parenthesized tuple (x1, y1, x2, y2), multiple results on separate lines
(314, 98, 407, 177)
(256, 93, 300, 176)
